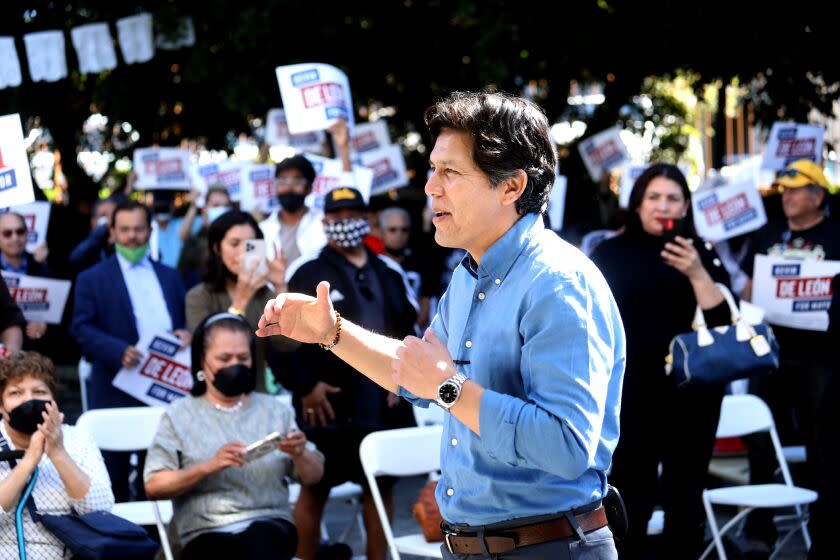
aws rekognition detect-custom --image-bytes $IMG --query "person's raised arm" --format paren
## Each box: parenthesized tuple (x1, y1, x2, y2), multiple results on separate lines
(257, 281, 401, 393)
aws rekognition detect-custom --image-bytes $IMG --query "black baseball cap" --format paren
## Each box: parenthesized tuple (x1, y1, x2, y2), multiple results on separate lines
(323, 187, 367, 213)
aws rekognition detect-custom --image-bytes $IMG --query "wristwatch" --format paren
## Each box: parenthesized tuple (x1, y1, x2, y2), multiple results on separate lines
(435, 372, 467, 410)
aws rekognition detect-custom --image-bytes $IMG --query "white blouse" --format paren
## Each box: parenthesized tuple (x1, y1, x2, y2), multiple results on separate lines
(0, 423, 115, 560)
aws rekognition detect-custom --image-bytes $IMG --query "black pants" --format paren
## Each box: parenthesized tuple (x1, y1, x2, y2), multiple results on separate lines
(745, 356, 834, 556)
(609, 375, 724, 559)
(101, 450, 146, 503)
(182, 518, 297, 560)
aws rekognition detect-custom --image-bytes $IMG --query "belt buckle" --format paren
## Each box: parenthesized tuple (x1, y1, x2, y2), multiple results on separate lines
(442, 527, 458, 553)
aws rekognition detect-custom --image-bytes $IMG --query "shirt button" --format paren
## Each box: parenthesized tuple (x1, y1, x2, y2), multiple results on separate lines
(465, 340, 472, 348)
(478, 292, 486, 300)
(495, 278, 501, 285)
(451, 438, 458, 446)
(446, 488, 455, 497)
(713, 258, 722, 267)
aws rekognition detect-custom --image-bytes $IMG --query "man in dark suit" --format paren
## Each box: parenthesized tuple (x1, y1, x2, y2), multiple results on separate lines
(71, 200, 189, 501)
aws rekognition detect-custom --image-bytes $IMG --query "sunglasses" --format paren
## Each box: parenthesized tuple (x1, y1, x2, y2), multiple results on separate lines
(1, 228, 27, 239)
(384, 226, 410, 234)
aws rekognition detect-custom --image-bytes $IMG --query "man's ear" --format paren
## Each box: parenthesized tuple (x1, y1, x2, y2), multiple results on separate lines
(500, 170, 528, 207)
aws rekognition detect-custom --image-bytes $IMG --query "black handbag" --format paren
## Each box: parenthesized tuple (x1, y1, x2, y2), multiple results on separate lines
(1, 432, 159, 560)
(665, 283, 779, 386)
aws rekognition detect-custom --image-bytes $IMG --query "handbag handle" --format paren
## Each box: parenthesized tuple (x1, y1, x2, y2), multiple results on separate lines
(692, 283, 754, 347)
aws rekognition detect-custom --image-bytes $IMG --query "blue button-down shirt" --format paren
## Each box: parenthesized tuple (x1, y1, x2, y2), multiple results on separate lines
(400, 212, 626, 526)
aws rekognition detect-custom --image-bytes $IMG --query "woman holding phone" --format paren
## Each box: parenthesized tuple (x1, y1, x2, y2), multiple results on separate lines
(144, 313, 323, 559)
(591, 163, 732, 559)
(185, 210, 298, 392)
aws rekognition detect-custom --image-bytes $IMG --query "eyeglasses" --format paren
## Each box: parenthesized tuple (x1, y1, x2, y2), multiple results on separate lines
(384, 226, 410, 234)
(1, 228, 27, 239)
(276, 178, 309, 186)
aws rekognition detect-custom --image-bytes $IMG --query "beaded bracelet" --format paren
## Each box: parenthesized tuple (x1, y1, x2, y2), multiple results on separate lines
(319, 311, 342, 351)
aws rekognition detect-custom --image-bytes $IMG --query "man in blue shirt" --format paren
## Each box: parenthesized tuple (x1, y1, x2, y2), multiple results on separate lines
(258, 91, 625, 559)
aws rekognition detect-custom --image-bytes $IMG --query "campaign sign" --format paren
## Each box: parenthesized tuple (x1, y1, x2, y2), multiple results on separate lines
(0, 114, 36, 207)
(761, 122, 824, 171)
(752, 255, 840, 331)
(240, 163, 278, 213)
(579, 126, 630, 182)
(112, 331, 192, 406)
(547, 175, 567, 232)
(195, 160, 243, 201)
(133, 148, 191, 189)
(359, 144, 409, 195)
(619, 164, 649, 208)
(303, 153, 373, 209)
(275, 63, 355, 135)
(0, 201, 51, 252)
(265, 108, 326, 153)
(1, 272, 71, 325)
(692, 181, 767, 242)
(344, 120, 391, 155)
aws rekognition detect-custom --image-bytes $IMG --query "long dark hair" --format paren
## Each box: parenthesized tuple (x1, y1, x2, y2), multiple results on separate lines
(189, 313, 256, 396)
(624, 163, 696, 236)
(203, 210, 263, 292)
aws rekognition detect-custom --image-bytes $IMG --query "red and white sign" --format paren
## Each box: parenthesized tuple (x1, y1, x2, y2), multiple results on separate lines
(0, 201, 51, 252)
(341, 120, 391, 161)
(194, 160, 244, 202)
(112, 331, 192, 406)
(265, 108, 326, 153)
(761, 122, 825, 171)
(239, 163, 278, 213)
(133, 147, 192, 189)
(692, 181, 767, 242)
(302, 153, 373, 210)
(1, 272, 71, 325)
(752, 255, 840, 331)
(0, 114, 36, 207)
(578, 126, 630, 182)
(275, 63, 355, 135)
(359, 144, 408, 195)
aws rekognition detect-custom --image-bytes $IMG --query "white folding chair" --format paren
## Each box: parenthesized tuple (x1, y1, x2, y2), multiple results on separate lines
(360, 425, 444, 560)
(700, 395, 817, 560)
(75, 407, 174, 560)
(412, 404, 445, 427)
(288, 480, 366, 543)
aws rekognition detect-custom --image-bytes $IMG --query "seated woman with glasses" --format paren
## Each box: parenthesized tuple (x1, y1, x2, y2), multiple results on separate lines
(185, 210, 298, 392)
(144, 313, 323, 560)
(0, 351, 114, 558)
(0, 213, 52, 348)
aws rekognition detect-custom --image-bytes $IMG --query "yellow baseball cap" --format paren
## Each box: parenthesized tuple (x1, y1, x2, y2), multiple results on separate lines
(773, 159, 829, 189)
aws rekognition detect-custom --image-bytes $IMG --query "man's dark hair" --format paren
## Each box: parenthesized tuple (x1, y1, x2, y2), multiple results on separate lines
(111, 200, 152, 229)
(424, 90, 557, 215)
(624, 163, 697, 237)
(204, 210, 263, 292)
(275, 155, 317, 188)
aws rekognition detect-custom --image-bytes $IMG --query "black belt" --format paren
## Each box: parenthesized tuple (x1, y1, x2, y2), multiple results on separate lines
(442, 507, 609, 554)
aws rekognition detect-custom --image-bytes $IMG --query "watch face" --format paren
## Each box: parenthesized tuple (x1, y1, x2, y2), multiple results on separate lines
(439, 383, 459, 404)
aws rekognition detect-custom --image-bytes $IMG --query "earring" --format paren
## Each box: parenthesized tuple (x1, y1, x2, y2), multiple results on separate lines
(196, 370, 206, 382)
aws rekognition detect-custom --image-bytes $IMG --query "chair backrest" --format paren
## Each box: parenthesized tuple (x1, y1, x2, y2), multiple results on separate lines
(715, 394, 794, 486)
(75, 407, 166, 452)
(360, 425, 442, 478)
(715, 394, 774, 438)
(413, 403, 445, 427)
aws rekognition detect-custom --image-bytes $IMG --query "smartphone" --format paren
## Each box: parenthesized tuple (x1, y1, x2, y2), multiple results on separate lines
(242, 239, 268, 278)
(660, 218, 686, 245)
(243, 431, 283, 462)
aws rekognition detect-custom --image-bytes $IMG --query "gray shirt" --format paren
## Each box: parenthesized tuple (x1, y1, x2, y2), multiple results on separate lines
(143, 393, 321, 545)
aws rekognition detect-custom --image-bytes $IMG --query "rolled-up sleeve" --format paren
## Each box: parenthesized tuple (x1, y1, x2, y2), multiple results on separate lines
(479, 270, 618, 480)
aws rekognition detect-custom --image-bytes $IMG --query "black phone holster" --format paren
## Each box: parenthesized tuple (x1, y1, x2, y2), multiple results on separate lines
(603, 484, 628, 541)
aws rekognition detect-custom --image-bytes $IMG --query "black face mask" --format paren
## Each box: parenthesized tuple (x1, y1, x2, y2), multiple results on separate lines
(210, 364, 255, 397)
(278, 193, 306, 213)
(8, 399, 51, 435)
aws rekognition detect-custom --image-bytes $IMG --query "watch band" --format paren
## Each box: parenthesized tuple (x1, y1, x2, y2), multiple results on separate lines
(436, 372, 468, 410)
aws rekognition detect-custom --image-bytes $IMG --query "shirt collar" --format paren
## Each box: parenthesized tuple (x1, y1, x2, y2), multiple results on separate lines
(0, 253, 27, 274)
(461, 212, 543, 282)
(116, 251, 153, 272)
